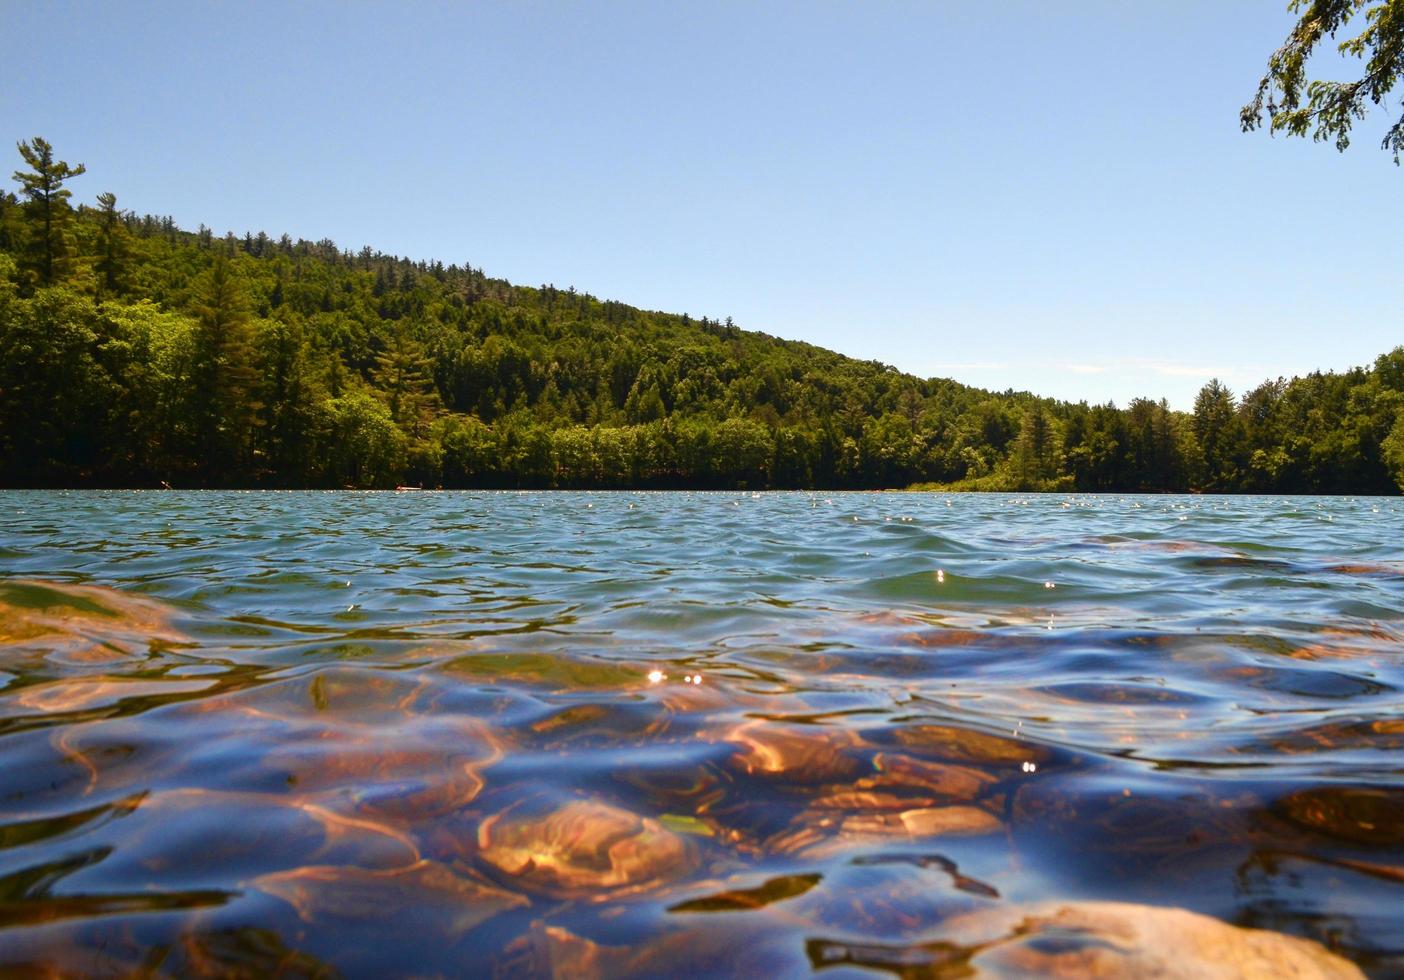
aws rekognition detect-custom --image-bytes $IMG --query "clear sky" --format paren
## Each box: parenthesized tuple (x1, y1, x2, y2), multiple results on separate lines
(4, 1, 1400, 409)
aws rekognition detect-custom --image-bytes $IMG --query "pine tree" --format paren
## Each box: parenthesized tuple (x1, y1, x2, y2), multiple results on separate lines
(255, 317, 326, 482)
(93, 192, 130, 297)
(1193, 379, 1239, 490)
(372, 326, 440, 438)
(191, 257, 260, 480)
(12, 138, 86, 288)
(1011, 406, 1058, 488)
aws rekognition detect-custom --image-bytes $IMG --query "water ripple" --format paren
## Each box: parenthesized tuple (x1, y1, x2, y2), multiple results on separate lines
(0, 491, 1401, 975)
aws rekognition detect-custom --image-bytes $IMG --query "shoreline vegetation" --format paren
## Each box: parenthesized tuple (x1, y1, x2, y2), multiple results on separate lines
(3, 138, 1403, 494)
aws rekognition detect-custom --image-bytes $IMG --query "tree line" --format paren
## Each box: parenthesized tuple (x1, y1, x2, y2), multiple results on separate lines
(2, 138, 1402, 492)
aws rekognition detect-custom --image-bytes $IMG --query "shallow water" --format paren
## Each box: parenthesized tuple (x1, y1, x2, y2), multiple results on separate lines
(0, 490, 1401, 976)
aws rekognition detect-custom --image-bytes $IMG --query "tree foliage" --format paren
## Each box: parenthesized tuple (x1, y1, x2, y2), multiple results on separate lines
(0, 139, 1400, 492)
(1242, 0, 1404, 161)
(12, 137, 87, 286)
(93, 192, 130, 297)
(1383, 413, 1404, 488)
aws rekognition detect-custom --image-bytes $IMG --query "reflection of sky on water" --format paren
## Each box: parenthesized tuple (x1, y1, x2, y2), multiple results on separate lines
(0, 491, 1400, 974)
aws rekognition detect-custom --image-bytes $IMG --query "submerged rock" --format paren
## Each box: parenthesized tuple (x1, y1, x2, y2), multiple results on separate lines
(1276, 786, 1404, 847)
(442, 652, 641, 690)
(770, 803, 1001, 858)
(172, 927, 340, 979)
(262, 714, 501, 821)
(9, 675, 217, 715)
(255, 860, 526, 934)
(724, 721, 862, 782)
(477, 798, 695, 897)
(0, 924, 339, 979)
(1323, 562, 1404, 578)
(930, 900, 1366, 978)
(107, 788, 422, 878)
(863, 753, 997, 800)
(0, 579, 188, 667)
(893, 724, 1045, 767)
(496, 922, 795, 979)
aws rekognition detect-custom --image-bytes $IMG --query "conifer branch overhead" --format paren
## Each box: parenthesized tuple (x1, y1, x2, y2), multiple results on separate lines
(1242, 0, 1404, 162)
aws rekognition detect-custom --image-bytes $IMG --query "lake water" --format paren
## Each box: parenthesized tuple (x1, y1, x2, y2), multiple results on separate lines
(0, 490, 1401, 977)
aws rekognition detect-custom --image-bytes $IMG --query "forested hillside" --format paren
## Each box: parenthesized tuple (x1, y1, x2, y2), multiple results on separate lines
(2, 139, 1402, 492)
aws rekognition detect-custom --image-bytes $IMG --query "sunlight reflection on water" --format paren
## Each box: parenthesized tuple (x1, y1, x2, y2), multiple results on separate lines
(0, 491, 1400, 975)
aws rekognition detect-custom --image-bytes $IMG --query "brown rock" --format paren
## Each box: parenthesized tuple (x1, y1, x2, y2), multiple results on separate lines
(945, 900, 1364, 978)
(478, 798, 694, 897)
(11, 676, 216, 714)
(1276, 786, 1404, 846)
(773, 804, 1001, 858)
(256, 860, 526, 934)
(894, 724, 1043, 766)
(0, 579, 188, 667)
(725, 721, 861, 782)
(866, 753, 997, 799)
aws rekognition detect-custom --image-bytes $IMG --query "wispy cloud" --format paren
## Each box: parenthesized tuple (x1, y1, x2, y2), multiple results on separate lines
(1133, 361, 1266, 381)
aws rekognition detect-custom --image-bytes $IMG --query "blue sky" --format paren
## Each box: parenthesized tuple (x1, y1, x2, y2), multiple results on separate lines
(4, 1, 1400, 408)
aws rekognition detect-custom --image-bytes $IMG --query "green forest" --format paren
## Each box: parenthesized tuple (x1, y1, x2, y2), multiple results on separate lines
(2, 138, 1402, 492)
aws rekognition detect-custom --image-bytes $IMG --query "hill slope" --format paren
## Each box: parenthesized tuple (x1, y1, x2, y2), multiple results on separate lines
(1, 140, 1401, 492)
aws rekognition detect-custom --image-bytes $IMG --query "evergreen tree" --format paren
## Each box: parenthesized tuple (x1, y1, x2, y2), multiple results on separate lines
(372, 325, 440, 438)
(93, 192, 130, 297)
(1193, 379, 1239, 491)
(12, 137, 86, 288)
(191, 257, 259, 480)
(1, 141, 1402, 493)
(1243, 0, 1404, 161)
(254, 316, 326, 482)
(1010, 406, 1059, 488)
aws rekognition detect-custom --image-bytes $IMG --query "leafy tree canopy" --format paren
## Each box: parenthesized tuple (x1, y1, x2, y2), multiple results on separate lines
(1, 138, 1402, 493)
(1243, 0, 1404, 161)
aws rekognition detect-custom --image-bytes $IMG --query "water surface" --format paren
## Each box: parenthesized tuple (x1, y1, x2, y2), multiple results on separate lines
(1, 491, 1401, 976)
